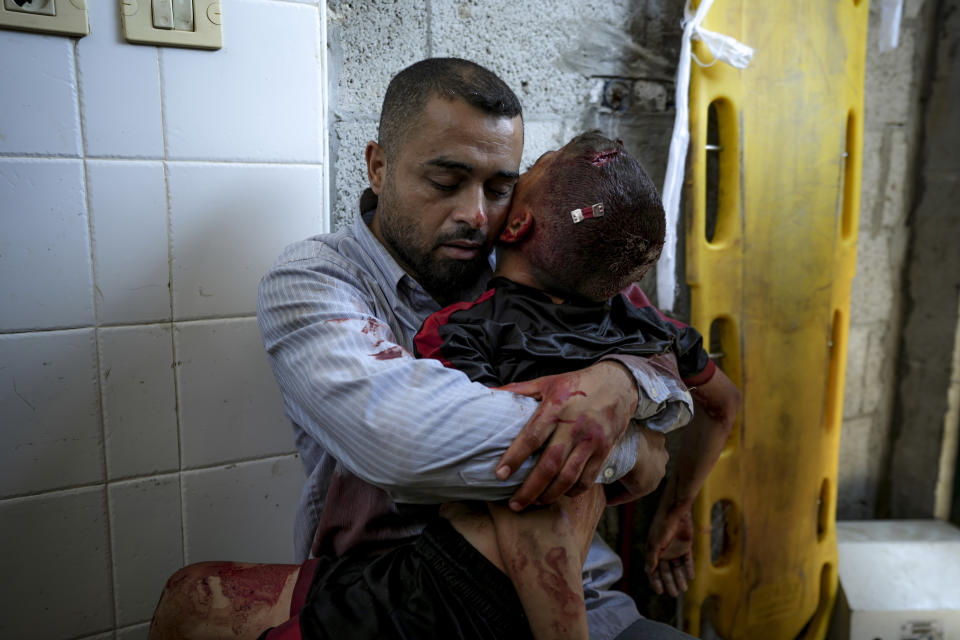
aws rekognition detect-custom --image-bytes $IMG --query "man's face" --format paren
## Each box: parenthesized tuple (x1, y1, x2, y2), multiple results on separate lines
(369, 97, 523, 303)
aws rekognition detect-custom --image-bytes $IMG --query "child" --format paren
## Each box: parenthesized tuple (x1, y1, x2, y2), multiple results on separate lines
(411, 131, 724, 639)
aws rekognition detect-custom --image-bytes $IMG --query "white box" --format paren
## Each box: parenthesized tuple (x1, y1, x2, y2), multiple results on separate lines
(830, 520, 960, 640)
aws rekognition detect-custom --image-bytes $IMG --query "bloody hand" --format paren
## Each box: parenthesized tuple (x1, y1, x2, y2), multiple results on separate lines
(494, 361, 637, 511)
(645, 504, 696, 597)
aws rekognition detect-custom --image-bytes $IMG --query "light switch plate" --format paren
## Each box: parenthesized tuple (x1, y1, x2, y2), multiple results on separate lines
(0, 0, 89, 37)
(121, 0, 221, 50)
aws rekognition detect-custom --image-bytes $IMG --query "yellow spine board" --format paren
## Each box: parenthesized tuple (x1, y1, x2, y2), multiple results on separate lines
(682, 2, 868, 639)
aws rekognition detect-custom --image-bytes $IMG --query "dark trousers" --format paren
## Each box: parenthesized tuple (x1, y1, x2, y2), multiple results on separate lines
(614, 618, 697, 640)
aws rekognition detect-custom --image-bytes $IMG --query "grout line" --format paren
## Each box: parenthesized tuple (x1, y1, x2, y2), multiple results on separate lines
(0, 152, 83, 160)
(268, 0, 322, 6)
(156, 45, 188, 572)
(0, 452, 299, 502)
(65, 627, 117, 640)
(425, 0, 433, 58)
(114, 620, 151, 637)
(0, 314, 259, 337)
(319, 0, 330, 234)
(148, 158, 325, 166)
(73, 33, 119, 633)
(178, 451, 301, 474)
(0, 153, 324, 166)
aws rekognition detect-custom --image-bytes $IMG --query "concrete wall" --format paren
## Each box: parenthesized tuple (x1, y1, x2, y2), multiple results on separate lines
(837, 0, 941, 519)
(0, 2, 323, 637)
(327, 0, 683, 236)
(883, 0, 960, 520)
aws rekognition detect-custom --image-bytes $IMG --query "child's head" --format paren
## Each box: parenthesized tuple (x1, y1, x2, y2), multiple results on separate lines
(499, 131, 665, 301)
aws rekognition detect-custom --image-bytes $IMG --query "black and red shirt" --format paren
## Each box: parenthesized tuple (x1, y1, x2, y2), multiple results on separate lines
(415, 277, 715, 388)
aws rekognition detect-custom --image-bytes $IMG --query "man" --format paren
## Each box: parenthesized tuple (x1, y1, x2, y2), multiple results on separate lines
(149, 58, 737, 640)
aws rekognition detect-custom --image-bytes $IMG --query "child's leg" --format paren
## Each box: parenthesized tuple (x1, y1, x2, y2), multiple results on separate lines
(488, 487, 606, 640)
(441, 488, 607, 640)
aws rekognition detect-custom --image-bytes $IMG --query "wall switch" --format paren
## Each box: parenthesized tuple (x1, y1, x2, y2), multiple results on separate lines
(121, 0, 220, 50)
(172, 0, 193, 31)
(0, 0, 89, 37)
(152, 0, 173, 29)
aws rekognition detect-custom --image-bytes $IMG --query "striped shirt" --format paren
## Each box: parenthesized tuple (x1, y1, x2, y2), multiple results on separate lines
(258, 210, 668, 639)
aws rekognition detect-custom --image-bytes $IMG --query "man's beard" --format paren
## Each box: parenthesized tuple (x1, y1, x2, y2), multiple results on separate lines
(379, 211, 490, 305)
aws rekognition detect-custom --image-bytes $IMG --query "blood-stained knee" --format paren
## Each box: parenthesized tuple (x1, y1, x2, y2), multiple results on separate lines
(151, 562, 299, 640)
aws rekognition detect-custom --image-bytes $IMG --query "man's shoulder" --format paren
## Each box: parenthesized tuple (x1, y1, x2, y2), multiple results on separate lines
(270, 225, 365, 273)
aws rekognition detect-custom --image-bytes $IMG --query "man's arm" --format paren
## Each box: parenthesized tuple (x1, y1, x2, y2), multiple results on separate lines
(644, 367, 741, 596)
(258, 257, 641, 503)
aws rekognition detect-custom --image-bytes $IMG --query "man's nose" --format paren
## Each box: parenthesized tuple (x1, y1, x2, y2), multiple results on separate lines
(451, 186, 488, 229)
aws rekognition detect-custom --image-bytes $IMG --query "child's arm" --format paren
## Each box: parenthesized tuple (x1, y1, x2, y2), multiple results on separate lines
(645, 367, 741, 596)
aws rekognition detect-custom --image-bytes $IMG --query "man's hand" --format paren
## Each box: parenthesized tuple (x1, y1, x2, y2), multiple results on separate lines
(495, 361, 637, 511)
(603, 426, 668, 506)
(645, 505, 695, 597)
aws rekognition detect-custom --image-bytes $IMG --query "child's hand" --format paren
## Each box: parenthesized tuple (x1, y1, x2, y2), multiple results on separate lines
(494, 361, 637, 511)
(604, 426, 668, 506)
(645, 505, 696, 597)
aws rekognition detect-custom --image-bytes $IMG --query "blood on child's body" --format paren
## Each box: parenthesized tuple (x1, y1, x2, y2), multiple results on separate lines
(589, 148, 620, 167)
(154, 562, 297, 638)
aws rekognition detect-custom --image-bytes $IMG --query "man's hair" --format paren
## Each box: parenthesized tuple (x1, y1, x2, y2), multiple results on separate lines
(378, 58, 523, 159)
(523, 131, 665, 301)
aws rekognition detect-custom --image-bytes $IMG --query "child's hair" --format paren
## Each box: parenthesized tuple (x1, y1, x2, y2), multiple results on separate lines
(521, 131, 665, 301)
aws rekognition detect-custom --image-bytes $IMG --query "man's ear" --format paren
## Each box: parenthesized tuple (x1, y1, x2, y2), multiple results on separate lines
(366, 141, 386, 195)
(499, 207, 534, 243)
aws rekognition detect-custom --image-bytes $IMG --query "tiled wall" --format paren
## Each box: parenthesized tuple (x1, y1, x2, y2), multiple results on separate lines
(0, 1, 324, 637)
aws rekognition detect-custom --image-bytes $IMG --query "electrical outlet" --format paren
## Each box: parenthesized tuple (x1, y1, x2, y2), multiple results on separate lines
(4, 0, 55, 17)
(0, 0, 89, 36)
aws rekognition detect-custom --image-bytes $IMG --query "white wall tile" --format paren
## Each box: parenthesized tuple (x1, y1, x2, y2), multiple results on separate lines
(109, 476, 183, 626)
(0, 329, 102, 497)
(99, 325, 179, 480)
(0, 31, 81, 156)
(76, 1, 163, 158)
(182, 455, 304, 564)
(161, 0, 321, 162)
(88, 161, 171, 324)
(0, 158, 94, 331)
(116, 623, 149, 640)
(0, 488, 112, 639)
(168, 162, 322, 319)
(175, 318, 293, 468)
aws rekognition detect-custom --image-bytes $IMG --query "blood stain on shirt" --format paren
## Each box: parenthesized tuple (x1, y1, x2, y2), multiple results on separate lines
(371, 346, 404, 360)
(361, 318, 381, 334)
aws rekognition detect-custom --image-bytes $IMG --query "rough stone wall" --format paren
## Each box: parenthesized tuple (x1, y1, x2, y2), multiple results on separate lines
(326, 0, 683, 232)
(837, 0, 938, 519)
